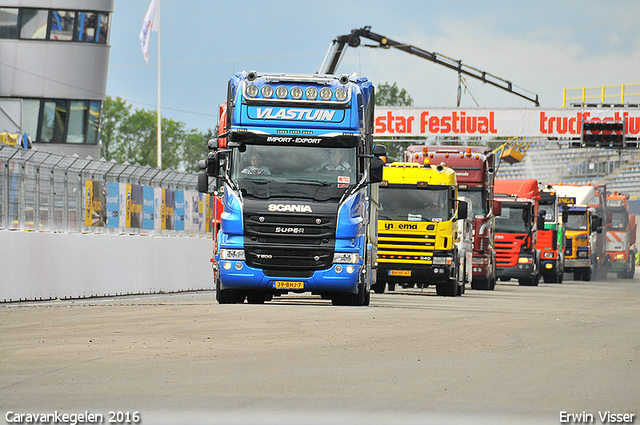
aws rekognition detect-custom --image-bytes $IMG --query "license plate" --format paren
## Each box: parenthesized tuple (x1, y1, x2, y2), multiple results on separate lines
(275, 281, 305, 289)
(389, 270, 411, 277)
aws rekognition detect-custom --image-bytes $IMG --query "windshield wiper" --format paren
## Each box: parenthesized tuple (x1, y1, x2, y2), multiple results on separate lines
(292, 179, 331, 186)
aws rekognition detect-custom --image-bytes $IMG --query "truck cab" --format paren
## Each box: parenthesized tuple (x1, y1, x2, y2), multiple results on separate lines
(605, 191, 637, 279)
(199, 71, 385, 305)
(553, 184, 603, 281)
(405, 145, 499, 290)
(537, 184, 565, 283)
(494, 179, 542, 286)
(376, 161, 468, 296)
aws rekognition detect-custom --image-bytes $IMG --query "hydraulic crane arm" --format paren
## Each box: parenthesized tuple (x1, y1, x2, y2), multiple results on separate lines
(318, 26, 540, 106)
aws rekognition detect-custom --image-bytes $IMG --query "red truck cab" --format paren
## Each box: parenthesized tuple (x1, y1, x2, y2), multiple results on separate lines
(494, 178, 543, 286)
(405, 145, 500, 290)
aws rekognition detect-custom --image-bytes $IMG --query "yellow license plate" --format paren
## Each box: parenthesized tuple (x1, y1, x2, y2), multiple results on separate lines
(389, 270, 411, 277)
(275, 281, 305, 289)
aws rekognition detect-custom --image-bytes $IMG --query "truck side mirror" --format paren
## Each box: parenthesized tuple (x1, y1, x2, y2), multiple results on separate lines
(537, 212, 545, 230)
(492, 199, 502, 217)
(457, 200, 468, 220)
(208, 138, 219, 150)
(207, 151, 219, 177)
(372, 144, 387, 157)
(370, 156, 384, 183)
(197, 171, 210, 193)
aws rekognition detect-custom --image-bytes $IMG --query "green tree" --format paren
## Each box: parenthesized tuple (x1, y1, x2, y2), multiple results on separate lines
(99, 96, 211, 171)
(374, 82, 419, 161)
(375, 82, 414, 107)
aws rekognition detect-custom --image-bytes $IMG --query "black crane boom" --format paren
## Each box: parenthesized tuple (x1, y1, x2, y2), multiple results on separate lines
(318, 26, 539, 106)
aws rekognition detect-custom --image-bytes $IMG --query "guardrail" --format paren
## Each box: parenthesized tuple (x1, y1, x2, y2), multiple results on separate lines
(0, 145, 216, 236)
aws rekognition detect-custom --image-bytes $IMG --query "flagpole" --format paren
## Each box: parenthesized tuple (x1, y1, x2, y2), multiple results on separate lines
(156, 0, 162, 169)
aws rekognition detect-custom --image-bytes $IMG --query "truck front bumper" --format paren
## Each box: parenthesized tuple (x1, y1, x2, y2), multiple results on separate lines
(496, 263, 535, 280)
(217, 260, 361, 294)
(564, 258, 591, 270)
(378, 263, 453, 285)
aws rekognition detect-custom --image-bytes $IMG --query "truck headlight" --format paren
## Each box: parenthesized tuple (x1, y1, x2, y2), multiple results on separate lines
(220, 249, 245, 261)
(333, 253, 359, 264)
(578, 251, 588, 258)
(518, 257, 533, 264)
(472, 257, 488, 265)
(615, 253, 625, 260)
(543, 252, 554, 258)
(432, 257, 453, 265)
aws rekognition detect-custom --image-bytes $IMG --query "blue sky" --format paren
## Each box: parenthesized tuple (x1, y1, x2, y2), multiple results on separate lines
(106, 0, 640, 132)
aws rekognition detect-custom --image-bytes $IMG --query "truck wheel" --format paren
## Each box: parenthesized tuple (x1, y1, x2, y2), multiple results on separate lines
(471, 278, 490, 290)
(582, 268, 592, 281)
(246, 291, 266, 304)
(437, 258, 459, 297)
(372, 280, 386, 294)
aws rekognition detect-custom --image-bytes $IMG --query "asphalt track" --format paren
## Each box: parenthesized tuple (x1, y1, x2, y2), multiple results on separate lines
(1, 275, 639, 425)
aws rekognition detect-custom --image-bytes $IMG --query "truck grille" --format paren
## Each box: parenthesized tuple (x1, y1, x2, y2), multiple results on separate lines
(244, 212, 336, 271)
(377, 232, 436, 263)
(494, 235, 525, 268)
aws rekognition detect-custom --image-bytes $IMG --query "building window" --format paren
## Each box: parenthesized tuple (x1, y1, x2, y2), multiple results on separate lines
(50, 10, 75, 41)
(77, 12, 97, 42)
(40, 99, 68, 143)
(0, 7, 109, 43)
(88, 101, 101, 144)
(25, 99, 101, 145)
(0, 8, 19, 39)
(20, 9, 49, 40)
(22, 99, 40, 139)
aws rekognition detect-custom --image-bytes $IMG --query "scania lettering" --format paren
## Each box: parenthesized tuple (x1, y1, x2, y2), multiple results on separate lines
(406, 146, 500, 290)
(198, 71, 385, 305)
(268, 204, 313, 212)
(375, 161, 468, 296)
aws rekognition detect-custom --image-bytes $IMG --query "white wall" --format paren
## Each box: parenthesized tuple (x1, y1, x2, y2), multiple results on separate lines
(0, 231, 215, 302)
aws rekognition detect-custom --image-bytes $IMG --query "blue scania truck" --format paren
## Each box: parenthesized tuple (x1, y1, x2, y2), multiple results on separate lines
(199, 71, 386, 305)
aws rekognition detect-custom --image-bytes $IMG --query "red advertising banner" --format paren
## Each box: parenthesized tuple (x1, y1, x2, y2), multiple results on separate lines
(375, 108, 640, 138)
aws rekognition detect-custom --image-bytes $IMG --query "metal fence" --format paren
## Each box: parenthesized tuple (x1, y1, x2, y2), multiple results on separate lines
(0, 145, 216, 236)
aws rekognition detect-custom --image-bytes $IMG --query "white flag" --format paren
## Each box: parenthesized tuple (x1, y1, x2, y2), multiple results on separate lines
(139, 0, 158, 64)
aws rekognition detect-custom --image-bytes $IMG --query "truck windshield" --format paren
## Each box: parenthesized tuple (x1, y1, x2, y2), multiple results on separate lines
(539, 200, 557, 222)
(379, 186, 451, 222)
(459, 188, 485, 218)
(230, 144, 357, 201)
(495, 204, 531, 233)
(565, 211, 588, 231)
(608, 208, 628, 230)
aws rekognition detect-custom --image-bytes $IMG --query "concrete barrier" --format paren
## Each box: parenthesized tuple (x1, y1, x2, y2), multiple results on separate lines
(0, 231, 215, 302)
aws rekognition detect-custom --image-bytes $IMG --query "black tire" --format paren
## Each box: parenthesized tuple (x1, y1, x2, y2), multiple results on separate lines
(372, 280, 386, 294)
(246, 291, 266, 304)
(471, 278, 490, 290)
(583, 267, 592, 281)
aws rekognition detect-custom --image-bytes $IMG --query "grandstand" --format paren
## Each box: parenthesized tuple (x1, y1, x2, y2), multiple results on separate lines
(495, 139, 640, 198)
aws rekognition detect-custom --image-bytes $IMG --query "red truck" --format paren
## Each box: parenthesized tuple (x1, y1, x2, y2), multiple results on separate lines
(405, 145, 500, 290)
(493, 178, 543, 286)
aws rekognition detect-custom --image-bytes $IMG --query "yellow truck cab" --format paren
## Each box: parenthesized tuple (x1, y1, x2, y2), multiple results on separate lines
(376, 162, 469, 296)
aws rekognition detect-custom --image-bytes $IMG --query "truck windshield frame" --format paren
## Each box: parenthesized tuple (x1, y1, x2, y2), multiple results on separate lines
(230, 144, 357, 201)
(458, 187, 486, 218)
(379, 185, 451, 222)
(495, 203, 531, 233)
(608, 208, 628, 230)
(565, 211, 588, 231)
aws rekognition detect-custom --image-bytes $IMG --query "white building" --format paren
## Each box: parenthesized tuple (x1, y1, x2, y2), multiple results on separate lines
(0, 0, 114, 158)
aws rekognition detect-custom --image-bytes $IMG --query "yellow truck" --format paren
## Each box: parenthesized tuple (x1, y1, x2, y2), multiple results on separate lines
(375, 162, 469, 296)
